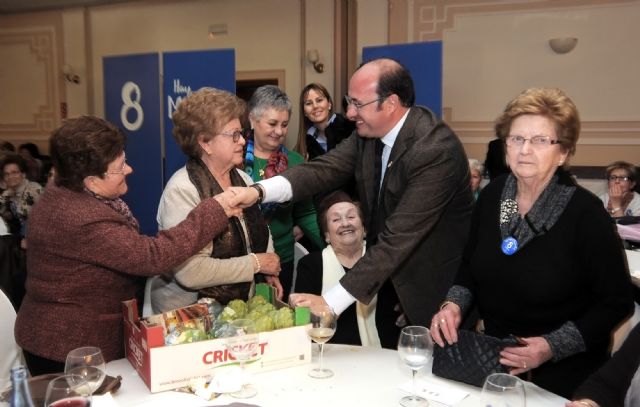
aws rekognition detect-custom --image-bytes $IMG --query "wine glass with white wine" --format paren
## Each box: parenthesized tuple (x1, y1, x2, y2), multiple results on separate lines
(64, 346, 106, 396)
(307, 305, 337, 379)
(397, 326, 433, 407)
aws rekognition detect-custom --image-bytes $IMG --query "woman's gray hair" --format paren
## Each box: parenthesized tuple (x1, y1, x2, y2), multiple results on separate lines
(468, 158, 484, 175)
(248, 85, 292, 120)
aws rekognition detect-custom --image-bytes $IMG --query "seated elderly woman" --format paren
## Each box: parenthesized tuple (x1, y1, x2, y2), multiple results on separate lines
(0, 154, 44, 245)
(293, 191, 380, 347)
(468, 158, 484, 201)
(0, 154, 44, 307)
(151, 87, 282, 312)
(15, 116, 239, 375)
(431, 88, 633, 398)
(244, 85, 324, 300)
(599, 161, 640, 217)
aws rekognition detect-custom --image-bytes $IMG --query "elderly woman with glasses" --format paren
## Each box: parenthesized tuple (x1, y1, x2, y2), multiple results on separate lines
(15, 116, 240, 375)
(152, 88, 282, 312)
(431, 88, 633, 398)
(599, 161, 640, 217)
(244, 85, 323, 300)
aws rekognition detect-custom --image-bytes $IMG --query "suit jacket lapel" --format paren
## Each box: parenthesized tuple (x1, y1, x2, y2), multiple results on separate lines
(380, 107, 420, 193)
(363, 138, 379, 216)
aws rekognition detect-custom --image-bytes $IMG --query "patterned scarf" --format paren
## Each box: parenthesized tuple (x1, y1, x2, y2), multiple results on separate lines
(186, 157, 269, 304)
(498, 169, 575, 254)
(83, 187, 139, 231)
(243, 130, 288, 219)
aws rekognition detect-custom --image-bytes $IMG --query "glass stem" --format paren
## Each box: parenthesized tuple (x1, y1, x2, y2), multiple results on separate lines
(239, 360, 245, 388)
(412, 369, 417, 399)
(319, 343, 325, 371)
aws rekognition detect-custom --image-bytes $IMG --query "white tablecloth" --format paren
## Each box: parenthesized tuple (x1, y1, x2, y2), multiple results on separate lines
(106, 344, 567, 406)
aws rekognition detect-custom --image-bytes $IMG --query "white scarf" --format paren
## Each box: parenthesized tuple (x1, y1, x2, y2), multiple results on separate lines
(321, 244, 381, 347)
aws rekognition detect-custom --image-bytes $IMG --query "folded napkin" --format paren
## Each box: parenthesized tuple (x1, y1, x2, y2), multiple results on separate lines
(399, 378, 469, 406)
(92, 392, 118, 407)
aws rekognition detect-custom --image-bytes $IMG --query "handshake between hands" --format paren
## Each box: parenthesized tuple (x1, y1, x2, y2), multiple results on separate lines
(213, 186, 263, 218)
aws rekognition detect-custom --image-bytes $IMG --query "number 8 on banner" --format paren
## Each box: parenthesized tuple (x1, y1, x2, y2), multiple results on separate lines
(120, 81, 144, 131)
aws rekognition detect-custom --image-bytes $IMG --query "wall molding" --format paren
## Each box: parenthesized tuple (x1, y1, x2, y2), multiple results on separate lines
(410, 0, 636, 41)
(0, 27, 60, 137)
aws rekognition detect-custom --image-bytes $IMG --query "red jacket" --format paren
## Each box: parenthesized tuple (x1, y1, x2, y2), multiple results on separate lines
(15, 185, 228, 362)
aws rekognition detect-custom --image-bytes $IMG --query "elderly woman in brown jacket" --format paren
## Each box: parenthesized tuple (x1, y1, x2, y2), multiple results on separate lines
(15, 116, 239, 375)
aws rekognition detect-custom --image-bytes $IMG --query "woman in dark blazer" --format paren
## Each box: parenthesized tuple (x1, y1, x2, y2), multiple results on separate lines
(294, 83, 355, 161)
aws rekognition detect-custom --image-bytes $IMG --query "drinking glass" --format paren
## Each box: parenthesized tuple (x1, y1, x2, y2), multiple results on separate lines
(44, 374, 92, 407)
(306, 305, 337, 378)
(480, 373, 526, 407)
(225, 318, 260, 398)
(64, 346, 106, 395)
(397, 326, 432, 407)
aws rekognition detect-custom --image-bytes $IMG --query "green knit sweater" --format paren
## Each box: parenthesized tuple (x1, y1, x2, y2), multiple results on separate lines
(249, 151, 323, 262)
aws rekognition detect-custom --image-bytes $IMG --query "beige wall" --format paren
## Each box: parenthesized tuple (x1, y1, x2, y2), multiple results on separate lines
(0, 11, 65, 153)
(1, 0, 638, 167)
(404, 0, 640, 166)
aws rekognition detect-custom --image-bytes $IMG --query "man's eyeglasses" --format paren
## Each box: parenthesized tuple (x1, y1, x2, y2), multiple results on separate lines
(344, 95, 386, 111)
(608, 175, 631, 182)
(105, 157, 127, 176)
(218, 129, 246, 143)
(505, 135, 560, 148)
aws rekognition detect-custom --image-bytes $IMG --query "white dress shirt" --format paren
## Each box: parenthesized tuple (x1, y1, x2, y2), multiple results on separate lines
(258, 110, 410, 314)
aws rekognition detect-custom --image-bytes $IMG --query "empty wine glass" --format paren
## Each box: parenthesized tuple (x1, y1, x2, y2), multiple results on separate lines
(64, 347, 106, 395)
(225, 318, 260, 398)
(44, 374, 92, 407)
(397, 326, 432, 407)
(306, 305, 337, 379)
(480, 373, 526, 407)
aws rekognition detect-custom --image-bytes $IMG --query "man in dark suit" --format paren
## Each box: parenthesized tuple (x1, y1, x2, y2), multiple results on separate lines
(231, 58, 473, 347)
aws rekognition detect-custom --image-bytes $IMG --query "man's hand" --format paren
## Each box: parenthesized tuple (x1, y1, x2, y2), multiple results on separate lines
(289, 293, 329, 313)
(227, 186, 260, 208)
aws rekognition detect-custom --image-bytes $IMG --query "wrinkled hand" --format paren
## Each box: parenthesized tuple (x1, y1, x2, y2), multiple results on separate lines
(213, 191, 243, 218)
(500, 336, 553, 375)
(227, 186, 260, 209)
(608, 182, 627, 207)
(289, 293, 329, 313)
(254, 252, 280, 276)
(565, 399, 600, 407)
(430, 303, 462, 347)
(264, 275, 283, 300)
(292, 225, 304, 242)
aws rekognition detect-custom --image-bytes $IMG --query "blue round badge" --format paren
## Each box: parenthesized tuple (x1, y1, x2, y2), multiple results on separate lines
(501, 237, 518, 255)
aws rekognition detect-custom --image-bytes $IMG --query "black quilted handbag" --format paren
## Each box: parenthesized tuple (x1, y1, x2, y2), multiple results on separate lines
(432, 330, 519, 387)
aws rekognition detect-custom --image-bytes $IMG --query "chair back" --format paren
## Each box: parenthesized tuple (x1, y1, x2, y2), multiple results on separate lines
(290, 242, 310, 294)
(142, 277, 154, 317)
(0, 289, 24, 390)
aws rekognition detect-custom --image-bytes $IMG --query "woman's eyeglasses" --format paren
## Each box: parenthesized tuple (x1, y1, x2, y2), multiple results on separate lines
(104, 157, 127, 176)
(608, 175, 631, 182)
(218, 129, 246, 143)
(505, 135, 560, 148)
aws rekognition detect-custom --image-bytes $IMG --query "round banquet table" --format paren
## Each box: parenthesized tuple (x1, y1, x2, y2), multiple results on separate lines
(106, 344, 568, 406)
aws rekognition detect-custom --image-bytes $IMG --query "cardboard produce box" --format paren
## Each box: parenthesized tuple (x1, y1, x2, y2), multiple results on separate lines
(122, 287, 311, 393)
